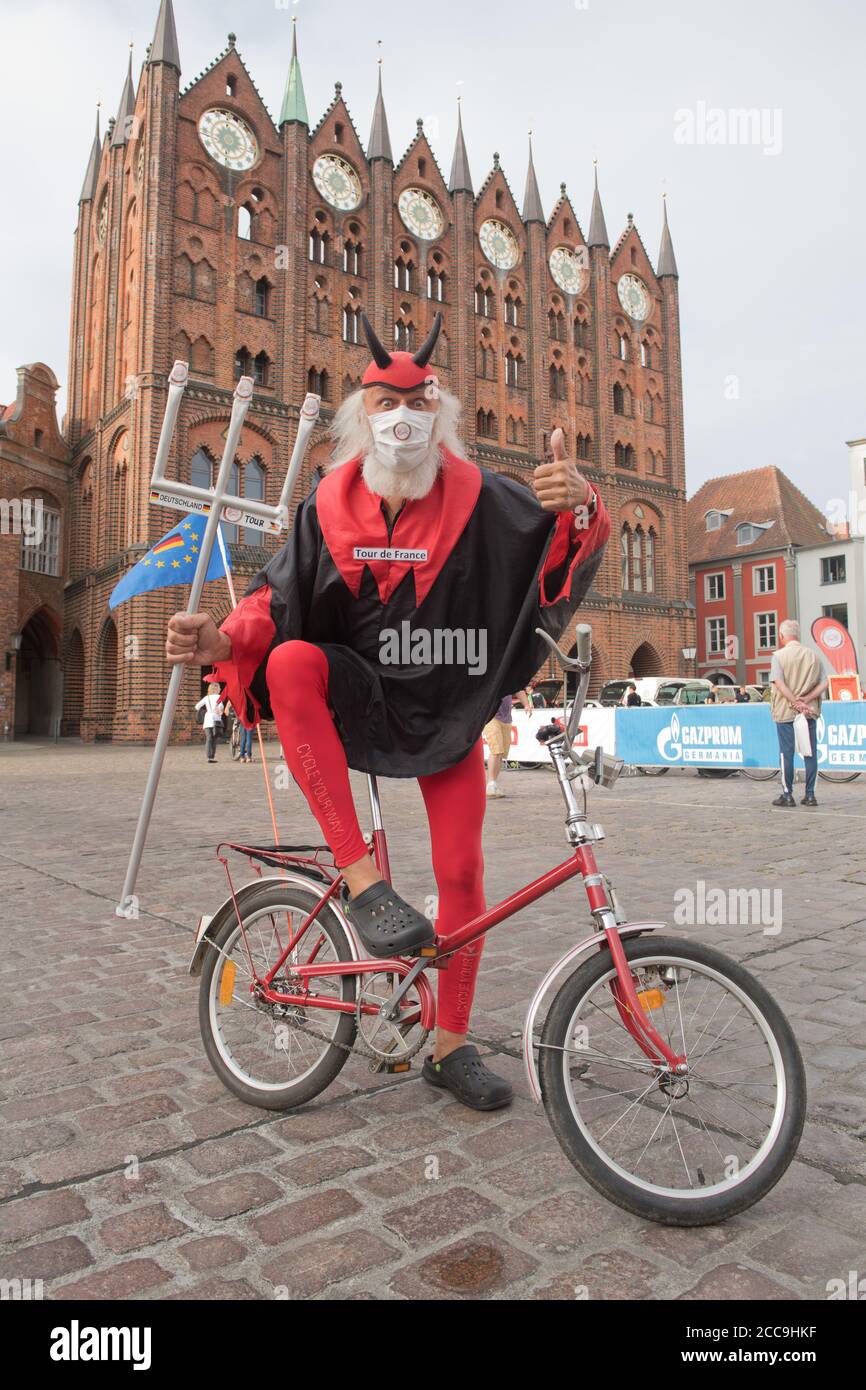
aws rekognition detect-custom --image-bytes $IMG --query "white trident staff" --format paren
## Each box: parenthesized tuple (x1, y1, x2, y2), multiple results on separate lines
(117, 362, 320, 916)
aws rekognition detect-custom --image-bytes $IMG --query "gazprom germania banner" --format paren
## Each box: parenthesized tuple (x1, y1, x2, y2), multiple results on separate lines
(615, 703, 866, 770)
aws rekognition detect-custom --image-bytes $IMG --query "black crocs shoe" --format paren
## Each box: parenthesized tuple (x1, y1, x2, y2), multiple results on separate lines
(344, 881, 435, 959)
(422, 1044, 513, 1111)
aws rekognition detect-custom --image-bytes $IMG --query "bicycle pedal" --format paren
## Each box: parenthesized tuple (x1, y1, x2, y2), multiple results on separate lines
(369, 1057, 412, 1075)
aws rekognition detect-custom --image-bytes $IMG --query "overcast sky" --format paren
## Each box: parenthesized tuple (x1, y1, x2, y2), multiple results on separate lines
(1, 0, 862, 513)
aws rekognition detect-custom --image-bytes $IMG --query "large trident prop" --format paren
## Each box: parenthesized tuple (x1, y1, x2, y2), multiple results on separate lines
(117, 361, 320, 916)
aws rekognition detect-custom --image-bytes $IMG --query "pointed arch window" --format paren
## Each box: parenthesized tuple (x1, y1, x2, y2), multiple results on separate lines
(238, 205, 252, 241)
(504, 293, 521, 327)
(475, 283, 494, 317)
(234, 348, 252, 380)
(645, 527, 656, 593)
(307, 366, 329, 400)
(309, 228, 330, 264)
(343, 304, 362, 344)
(476, 409, 497, 439)
(548, 309, 565, 341)
(191, 447, 212, 492)
(243, 458, 265, 545)
(505, 351, 523, 388)
(254, 277, 270, 317)
(343, 240, 361, 275)
(549, 364, 567, 401)
(427, 268, 445, 301)
(253, 351, 270, 387)
(394, 258, 414, 292)
(394, 320, 415, 351)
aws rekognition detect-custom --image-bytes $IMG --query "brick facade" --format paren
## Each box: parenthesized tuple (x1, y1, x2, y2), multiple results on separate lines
(11, 1, 694, 742)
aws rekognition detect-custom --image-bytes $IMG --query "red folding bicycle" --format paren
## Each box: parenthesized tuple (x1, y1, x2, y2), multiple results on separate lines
(190, 625, 806, 1226)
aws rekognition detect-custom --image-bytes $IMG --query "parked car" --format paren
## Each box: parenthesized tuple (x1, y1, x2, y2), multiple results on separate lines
(599, 676, 688, 707)
(713, 684, 767, 703)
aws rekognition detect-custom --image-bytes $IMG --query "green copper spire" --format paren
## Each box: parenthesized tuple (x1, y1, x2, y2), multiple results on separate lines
(280, 19, 309, 127)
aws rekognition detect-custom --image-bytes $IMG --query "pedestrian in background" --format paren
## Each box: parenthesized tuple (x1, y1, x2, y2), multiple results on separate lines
(483, 689, 531, 798)
(770, 619, 828, 808)
(195, 683, 224, 764)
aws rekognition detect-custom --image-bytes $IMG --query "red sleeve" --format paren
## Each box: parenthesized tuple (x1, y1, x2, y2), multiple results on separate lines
(539, 484, 610, 609)
(207, 584, 276, 729)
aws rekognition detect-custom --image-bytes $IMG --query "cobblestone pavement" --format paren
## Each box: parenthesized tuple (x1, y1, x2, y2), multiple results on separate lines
(1, 739, 865, 1301)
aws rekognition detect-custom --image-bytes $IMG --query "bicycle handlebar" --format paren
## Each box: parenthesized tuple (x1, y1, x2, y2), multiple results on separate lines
(534, 624, 592, 748)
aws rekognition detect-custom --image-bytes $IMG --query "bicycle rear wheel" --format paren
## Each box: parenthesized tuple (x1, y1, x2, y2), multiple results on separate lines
(539, 936, 806, 1226)
(199, 879, 356, 1109)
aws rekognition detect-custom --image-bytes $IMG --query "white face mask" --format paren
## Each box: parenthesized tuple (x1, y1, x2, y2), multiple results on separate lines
(369, 404, 435, 473)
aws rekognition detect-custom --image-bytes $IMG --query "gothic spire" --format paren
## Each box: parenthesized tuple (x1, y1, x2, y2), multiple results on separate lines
(110, 50, 137, 147)
(79, 107, 101, 203)
(280, 18, 309, 126)
(657, 196, 679, 278)
(448, 97, 473, 194)
(148, 0, 180, 74)
(587, 163, 609, 248)
(367, 61, 393, 161)
(522, 132, 545, 223)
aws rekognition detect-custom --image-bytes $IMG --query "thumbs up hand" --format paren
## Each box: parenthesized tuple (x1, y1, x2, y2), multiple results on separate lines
(532, 427, 591, 512)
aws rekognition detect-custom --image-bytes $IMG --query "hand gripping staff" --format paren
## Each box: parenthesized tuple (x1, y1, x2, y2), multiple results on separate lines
(116, 361, 320, 916)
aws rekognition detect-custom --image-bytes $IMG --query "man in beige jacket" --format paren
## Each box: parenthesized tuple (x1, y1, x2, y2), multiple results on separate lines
(769, 619, 828, 807)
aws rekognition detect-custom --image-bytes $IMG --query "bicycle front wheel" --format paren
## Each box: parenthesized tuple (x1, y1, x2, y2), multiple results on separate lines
(539, 936, 805, 1226)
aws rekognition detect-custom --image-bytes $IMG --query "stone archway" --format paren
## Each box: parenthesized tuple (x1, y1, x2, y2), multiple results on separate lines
(14, 607, 63, 737)
(630, 641, 664, 678)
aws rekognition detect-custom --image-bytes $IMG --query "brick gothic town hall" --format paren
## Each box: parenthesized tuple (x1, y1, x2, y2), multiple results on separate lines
(0, 0, 694, 741)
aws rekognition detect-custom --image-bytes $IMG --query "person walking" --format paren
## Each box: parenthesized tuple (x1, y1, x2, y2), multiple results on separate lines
(483, 689, 531, 797)
(769, 619, 828, 807)
(195, 683, 224, 764)
(238, 723, 253, 763)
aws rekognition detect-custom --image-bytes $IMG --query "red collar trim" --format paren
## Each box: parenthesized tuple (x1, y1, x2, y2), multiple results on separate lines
(315, 449, 482, 605)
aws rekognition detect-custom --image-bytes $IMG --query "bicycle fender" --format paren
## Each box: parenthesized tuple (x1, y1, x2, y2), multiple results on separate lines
(188, 872, 361, 977)
(522, 922, 670, 1103)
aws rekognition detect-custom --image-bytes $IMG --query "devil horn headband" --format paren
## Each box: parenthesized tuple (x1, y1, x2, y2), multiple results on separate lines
(361, 312, 443, 370)
(360, 313, 393, 368)
(412, 312, 443, 367)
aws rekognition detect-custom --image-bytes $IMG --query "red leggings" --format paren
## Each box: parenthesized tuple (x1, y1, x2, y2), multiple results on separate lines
(266, 640, 487, 1034)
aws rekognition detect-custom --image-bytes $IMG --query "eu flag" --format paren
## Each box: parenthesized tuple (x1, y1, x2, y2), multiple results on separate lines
(109, 515, 231, 610)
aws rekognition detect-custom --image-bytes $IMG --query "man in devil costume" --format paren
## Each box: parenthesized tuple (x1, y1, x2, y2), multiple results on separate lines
(166, 313, 610, 1110)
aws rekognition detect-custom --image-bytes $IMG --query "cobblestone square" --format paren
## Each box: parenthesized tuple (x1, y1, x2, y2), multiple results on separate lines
(1, 740, 865, 1300)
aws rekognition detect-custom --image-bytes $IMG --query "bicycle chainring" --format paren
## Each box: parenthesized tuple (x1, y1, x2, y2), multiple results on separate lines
(354, 970, 429, 1062)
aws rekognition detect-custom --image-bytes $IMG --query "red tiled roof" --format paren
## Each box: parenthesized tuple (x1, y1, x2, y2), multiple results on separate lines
(688, 465, 829, 565)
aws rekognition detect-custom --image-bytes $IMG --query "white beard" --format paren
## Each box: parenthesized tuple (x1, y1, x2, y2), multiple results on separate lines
(361, 443, 443, 501)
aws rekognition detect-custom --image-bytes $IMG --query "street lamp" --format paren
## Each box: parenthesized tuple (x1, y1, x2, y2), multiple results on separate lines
(682, 646, 697, 676)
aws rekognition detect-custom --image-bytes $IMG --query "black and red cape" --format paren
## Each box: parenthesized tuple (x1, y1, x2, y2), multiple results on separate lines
(213, 449, 609, 778)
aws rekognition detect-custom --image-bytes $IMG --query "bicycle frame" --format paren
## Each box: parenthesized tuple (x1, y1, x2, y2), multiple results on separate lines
(205, 670, 687, 1090)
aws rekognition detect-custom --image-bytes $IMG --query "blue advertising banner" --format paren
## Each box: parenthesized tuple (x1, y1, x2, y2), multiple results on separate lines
(615, 702, 866, 770)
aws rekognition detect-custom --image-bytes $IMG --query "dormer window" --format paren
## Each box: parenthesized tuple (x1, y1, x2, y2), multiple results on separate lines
(705, 508, 732, 531)
(736, 521, 772, 546)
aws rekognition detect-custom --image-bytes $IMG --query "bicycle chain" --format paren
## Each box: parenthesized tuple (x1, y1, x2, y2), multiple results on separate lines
(265, 988, 429, 1064)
